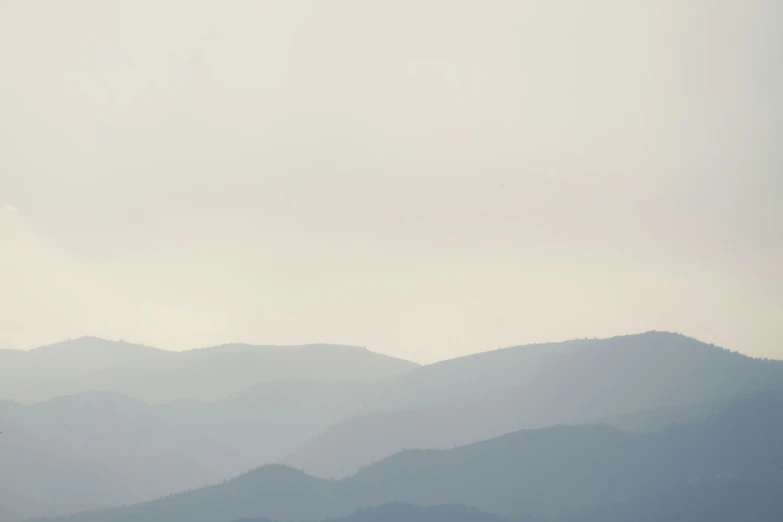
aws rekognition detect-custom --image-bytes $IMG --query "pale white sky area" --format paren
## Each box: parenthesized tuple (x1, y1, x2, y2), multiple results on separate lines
(1, 0, 781, 362)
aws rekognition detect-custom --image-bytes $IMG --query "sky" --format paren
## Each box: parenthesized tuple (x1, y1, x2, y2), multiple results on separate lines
(0, 0, 781, 363)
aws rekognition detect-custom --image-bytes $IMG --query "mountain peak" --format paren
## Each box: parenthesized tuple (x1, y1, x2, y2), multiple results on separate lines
(33, 336, 163, 354)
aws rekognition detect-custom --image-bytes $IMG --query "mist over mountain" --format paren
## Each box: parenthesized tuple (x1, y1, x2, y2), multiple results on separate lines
(4, 332, 783, 521)
(282, 332, 783, 477)
(0, 339, 413, 520)
(2, 382, 373, 521)
(43, 392, 783, 522)
(0, 392, 248, 521)
(2, 0, 780, 520)
(158, 380, 377, 465)
(0, 337, 416, 404)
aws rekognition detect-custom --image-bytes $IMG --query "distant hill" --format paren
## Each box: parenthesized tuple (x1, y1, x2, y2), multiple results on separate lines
(0, 338, 418, 520)
(596, 394, 734, 433)
(0, 337, 417, 404)
(234, 503, 510, 522)
(9, 332, 783, 521)
(325, 504, 510, 522)
(0, 392, 248, 522)
(158, 380, 377, 464)
(236, 479, 783, 522)
(6, 386, 748, 522)
(0, 381, 379, 521)
(44, 392, 783, 522)
(563, 475, 783, 522)
(282, 332, 783, 477)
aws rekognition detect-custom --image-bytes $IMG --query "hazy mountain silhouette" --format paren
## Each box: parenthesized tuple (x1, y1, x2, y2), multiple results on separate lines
(44, 392, 783, 522)
(320, 503, 510, 522)
(234, 503, 509, 522)
(231, 477, 783, 522)
(158, 380, 377, 464)
(0, 337, 417, 404)
(0, 392, 249, 521)
(563, 474, 783, 522)
(595, 394, 735, 433)
(4, 385, 750, 522)
(0, 338, 417, 520)
(7, 332, 782, 521)
(0, 338, 169, 404)
(282, 332, 783, 477)
(0, 381, 378, 521)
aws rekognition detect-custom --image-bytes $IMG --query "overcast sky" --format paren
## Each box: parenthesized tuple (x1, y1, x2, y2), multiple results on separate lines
(1, 0, 780, 363)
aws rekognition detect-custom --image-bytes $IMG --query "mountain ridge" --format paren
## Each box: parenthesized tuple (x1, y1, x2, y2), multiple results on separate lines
(281, 331, 783, 478)
(41, 392, 783, 522)
(0, 338, 417, 404)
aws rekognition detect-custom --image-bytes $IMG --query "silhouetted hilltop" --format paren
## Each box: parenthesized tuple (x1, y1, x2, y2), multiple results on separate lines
(0, 338, 417, 404)
(33, 336, 165, 355)
(374, 331, 777, 412)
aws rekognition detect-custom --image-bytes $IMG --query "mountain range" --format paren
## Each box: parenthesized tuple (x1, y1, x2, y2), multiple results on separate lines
(234, 503, 509, 522)
(41, 392, 783, 522)
(0, 337, 416, 404)
(281, 332, 783, 477)
(4, 332, 783, 522)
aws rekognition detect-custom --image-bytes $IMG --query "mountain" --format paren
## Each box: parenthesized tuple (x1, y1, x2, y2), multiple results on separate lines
(7, 332, 781, 521)
(239, 485, 783, 522)
(0, 380, 379, 521)
(595, 394, 734, 433)
(44, 392, 783, 522)
(564, 475, 783, 522)
(315, 504, 510, 522)
(234, 503, 510, 522)
(9, 331, 781, 521)
(0, 379, 400, 521)
(158, 380, 377, 465)
(0, 337, 417, 404)
(0, 392, 249, 522)
(230, 475, 783, 522)
(4, 387, 750, 522)
(281, 332, 783, 477)
(0, 338, 170, 404)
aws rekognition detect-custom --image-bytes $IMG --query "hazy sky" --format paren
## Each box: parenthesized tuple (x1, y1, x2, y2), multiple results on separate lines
(1, 0, 781, 363)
